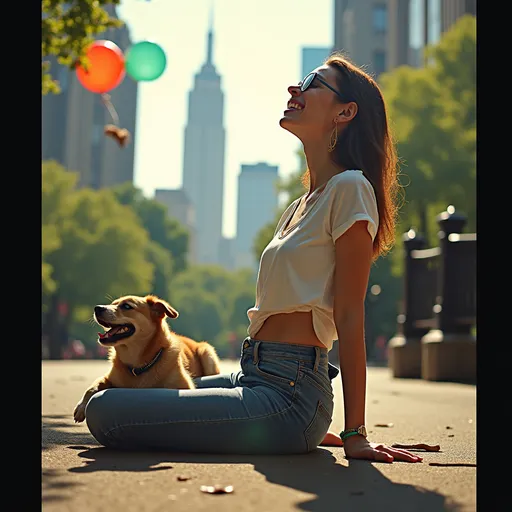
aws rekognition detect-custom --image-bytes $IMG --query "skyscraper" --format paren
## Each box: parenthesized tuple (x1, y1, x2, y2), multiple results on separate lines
(182, 17, 226, 265)
(333, 0, 389, 78)
(235, 163, 279, 270)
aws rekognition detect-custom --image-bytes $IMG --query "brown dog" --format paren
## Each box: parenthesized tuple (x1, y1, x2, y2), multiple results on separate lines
(73, 294, 221, 423)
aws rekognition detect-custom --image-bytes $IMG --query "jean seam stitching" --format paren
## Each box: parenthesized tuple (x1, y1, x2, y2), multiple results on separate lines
(304, 402, 332, 451)
(302, 372, 334, 398)
(104, 399, 295, 439)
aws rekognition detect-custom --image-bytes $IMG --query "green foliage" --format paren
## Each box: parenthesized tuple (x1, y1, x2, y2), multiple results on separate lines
(110, 182, 189, 307)
(170, 266, 256, 357)
(111, 182, 189, 276)
(380, 15, 476, 242)
(42, 161, 156, 355)
(43, 162, 154, 310)
(42, 0, 122, 94)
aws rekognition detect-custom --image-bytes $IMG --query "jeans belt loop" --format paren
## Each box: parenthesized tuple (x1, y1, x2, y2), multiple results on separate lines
(313, 346, 320, 372)
(253, 340, 260, 364)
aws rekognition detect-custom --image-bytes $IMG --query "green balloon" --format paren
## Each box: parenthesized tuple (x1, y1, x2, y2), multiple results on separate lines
(125, 41, 167, 82)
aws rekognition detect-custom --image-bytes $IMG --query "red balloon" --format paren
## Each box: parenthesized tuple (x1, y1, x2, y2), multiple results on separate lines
(76, 40, 125, 94)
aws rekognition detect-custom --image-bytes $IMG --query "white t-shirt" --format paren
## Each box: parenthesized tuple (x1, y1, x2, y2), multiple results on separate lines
(247, 170, 379, 351)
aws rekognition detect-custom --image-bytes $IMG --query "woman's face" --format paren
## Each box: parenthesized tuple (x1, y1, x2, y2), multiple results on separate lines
(279, 65, 344, 142)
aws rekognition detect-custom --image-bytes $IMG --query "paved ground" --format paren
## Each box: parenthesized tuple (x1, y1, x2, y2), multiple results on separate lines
(42, 360, 476, 512)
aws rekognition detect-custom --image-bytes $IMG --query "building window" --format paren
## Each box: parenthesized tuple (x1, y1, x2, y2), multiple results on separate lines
(373, 50, 387, 76)
(373, 4, 387, 34)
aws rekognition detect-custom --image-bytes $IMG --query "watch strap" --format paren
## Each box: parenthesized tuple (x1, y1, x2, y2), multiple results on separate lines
(340, 431, 360, 442)
(340, 425, 367, 441)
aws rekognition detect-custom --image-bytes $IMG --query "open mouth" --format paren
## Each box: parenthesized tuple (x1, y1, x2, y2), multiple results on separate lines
(285, 101, 304, 113)
(96, 318, 135, 344)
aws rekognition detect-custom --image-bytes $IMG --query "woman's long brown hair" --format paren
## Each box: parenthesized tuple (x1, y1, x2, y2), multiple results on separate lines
(303, 53, 402, 260)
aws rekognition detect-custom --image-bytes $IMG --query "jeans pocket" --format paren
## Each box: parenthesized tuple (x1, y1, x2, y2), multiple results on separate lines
(255, 359, 298, 385)
(304, 400, 332, 452)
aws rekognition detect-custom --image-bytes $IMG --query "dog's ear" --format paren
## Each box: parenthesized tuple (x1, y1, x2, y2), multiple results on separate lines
(146, 296, 179, 319)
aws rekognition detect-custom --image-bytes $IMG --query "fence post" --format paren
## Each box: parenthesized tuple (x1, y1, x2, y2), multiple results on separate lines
(435, 206, 470, 335)
(421, 206, 476, 383)
(388, 229, 428, 378)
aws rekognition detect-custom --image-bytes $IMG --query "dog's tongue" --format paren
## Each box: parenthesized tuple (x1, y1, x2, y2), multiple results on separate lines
(98, 326, 122, 339)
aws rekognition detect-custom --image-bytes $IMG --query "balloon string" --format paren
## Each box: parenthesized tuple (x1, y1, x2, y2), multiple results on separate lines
(101, 93, 120, 126)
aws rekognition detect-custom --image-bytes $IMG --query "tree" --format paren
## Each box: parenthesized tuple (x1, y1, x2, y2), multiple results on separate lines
(169, 265, 258, 357)
(380, 15, 476, 241)
(111, 183, 189, 299)
(42, 0, 122, 94)
(42, 161, 154, 358)
(42, 161, 78, 303)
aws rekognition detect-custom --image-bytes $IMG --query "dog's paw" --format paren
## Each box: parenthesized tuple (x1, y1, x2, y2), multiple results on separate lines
(73, 401, 87, 423)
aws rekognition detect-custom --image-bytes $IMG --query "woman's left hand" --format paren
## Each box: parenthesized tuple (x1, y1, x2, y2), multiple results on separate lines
(321, 432, 423, 463)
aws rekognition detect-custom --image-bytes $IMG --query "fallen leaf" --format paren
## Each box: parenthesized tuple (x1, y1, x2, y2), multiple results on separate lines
(177, 476, 191, 481)
(200, 485, 234, 494)
(429, 462, 476, 467)
(375, 423, 394, 428)
(392, 443, 440, 452)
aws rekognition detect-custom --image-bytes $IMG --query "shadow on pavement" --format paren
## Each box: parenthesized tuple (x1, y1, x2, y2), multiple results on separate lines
(42, 469, 84, 504)
(68, 446, 463, 512)
(42, 415, 101, 450)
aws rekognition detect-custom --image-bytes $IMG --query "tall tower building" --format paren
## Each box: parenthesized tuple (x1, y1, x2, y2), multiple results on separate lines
(153, 188, 197, 263)
(235, 163, 279, 270)
(333, 0, 389, 78)
(42, 5, 138, 189)
(182, 17, 226, 265)
(387, 0, 411, 69)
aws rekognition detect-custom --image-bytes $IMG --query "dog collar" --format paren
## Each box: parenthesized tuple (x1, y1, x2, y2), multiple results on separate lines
(126, 348, 164, 377)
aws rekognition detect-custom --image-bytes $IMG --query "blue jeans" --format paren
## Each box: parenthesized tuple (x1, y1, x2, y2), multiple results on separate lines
(86, 338, 340, 455)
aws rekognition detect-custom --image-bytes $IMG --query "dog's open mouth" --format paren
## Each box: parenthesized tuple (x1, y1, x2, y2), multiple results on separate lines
(97, 320, 135, 344)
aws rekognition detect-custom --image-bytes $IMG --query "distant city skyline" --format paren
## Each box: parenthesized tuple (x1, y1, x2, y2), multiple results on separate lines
(116, 0, 437, 239)
(117, 0, 333, 239)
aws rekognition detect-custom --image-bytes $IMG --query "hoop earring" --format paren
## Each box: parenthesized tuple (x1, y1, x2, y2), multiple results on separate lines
(328, 122, 338, 153)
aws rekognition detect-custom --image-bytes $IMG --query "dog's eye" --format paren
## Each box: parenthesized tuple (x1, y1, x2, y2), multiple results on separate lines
(120, 303, 133, 310)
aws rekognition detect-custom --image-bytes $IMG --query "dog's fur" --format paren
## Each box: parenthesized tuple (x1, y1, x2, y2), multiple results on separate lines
(73, 294, 221, 422)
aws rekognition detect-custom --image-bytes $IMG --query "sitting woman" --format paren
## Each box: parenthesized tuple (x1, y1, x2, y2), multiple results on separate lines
(85, 53, 420, 464)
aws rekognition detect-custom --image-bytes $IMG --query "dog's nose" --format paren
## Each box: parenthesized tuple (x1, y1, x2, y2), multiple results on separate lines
(94, 306, 106, 315)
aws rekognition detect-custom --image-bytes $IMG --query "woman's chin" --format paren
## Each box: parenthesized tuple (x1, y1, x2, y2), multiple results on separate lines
(279, 115, 300, 134)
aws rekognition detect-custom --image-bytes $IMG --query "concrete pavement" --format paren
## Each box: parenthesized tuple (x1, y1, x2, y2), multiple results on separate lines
(42, 360, 476, 511)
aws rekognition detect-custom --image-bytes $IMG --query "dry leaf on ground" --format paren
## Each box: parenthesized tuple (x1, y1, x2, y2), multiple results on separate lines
(200, 485, 234, 494)
(392, 443, 440, 452)
(429, 462, 476, 467)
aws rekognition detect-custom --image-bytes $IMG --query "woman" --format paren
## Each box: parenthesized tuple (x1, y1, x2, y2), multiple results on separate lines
(86, 54, 421, 463)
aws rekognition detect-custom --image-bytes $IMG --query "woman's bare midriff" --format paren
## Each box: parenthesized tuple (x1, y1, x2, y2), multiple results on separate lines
(252, 311, 326, 348)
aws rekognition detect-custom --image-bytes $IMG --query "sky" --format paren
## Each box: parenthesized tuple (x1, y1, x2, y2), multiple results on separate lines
(117, 0, 333, 239)
(116, 0, 434, 239)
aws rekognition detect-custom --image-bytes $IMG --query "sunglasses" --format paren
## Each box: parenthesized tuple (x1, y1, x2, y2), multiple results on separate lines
(300, 72, 344, 101)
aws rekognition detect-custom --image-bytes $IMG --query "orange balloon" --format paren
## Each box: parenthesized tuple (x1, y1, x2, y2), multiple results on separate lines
(76, 40, 125, 94)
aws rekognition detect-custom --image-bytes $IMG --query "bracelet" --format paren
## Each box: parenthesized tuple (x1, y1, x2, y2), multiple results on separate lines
(340, 431, 360, 442)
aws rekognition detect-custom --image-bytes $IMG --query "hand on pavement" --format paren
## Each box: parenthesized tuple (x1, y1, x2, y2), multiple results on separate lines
(320, 431, 423, 463)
